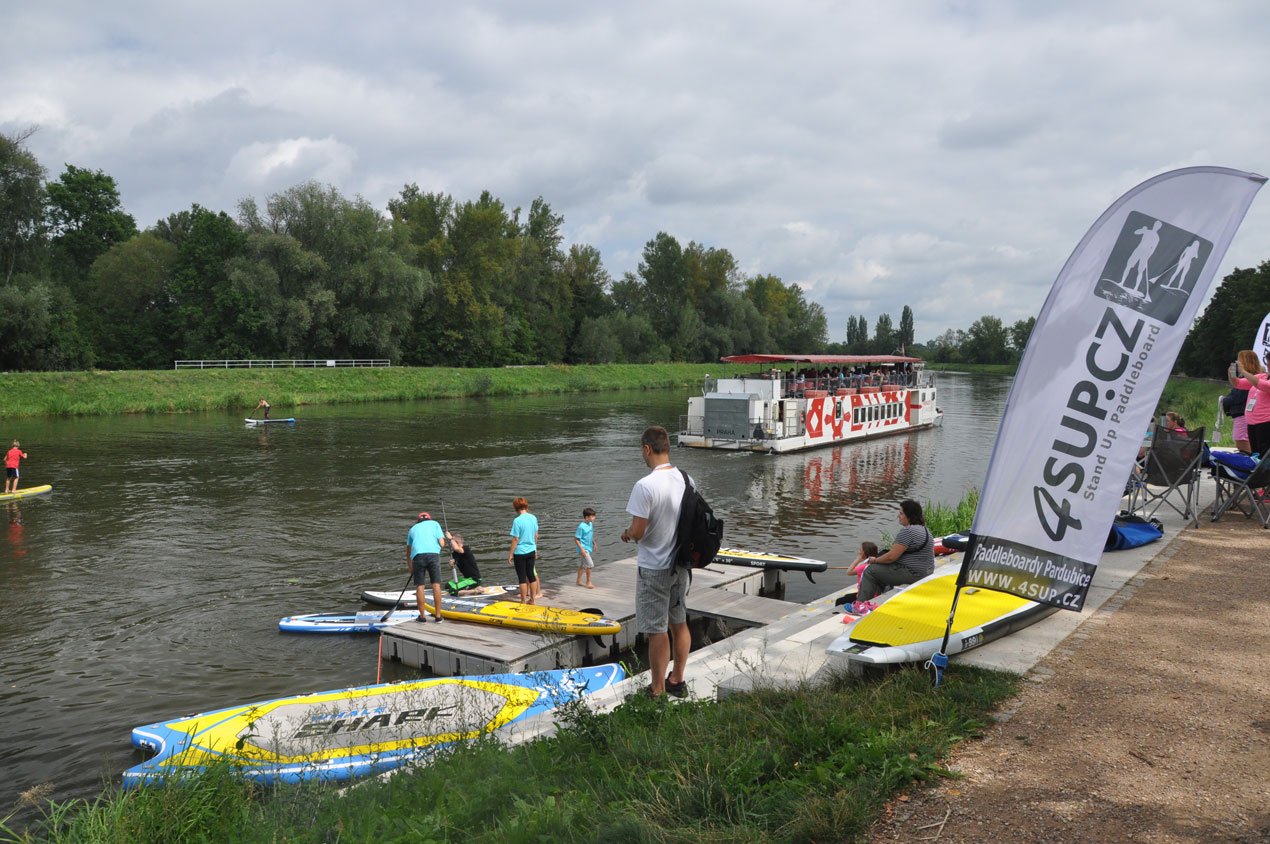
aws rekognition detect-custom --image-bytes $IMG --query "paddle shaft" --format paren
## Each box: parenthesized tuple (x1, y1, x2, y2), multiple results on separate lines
(380, 569, 415, 622)
(441, 501, 456, 581)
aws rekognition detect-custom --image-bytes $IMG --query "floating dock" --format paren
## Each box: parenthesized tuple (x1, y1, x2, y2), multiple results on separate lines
(378, 558, 795, 675)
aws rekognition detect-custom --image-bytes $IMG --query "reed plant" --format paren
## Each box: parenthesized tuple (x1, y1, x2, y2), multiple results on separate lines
(2, 667, 1019, 844)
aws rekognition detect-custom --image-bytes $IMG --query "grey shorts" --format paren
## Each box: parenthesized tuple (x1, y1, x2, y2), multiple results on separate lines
(411, 553, 442, 586)
(635, 565, 688, 634)
(579, 550, 594, 569)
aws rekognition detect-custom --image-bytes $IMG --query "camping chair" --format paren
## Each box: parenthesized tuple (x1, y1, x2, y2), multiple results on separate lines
(1210, 450, 1270, 528)
(1130, 425, 1205, 528)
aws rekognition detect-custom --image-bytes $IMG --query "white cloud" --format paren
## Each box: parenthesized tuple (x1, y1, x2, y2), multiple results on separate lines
(3, 0, 1270, 342)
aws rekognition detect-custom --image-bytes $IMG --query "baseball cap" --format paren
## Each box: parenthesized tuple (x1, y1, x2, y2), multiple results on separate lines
(418, 512, 431, 521)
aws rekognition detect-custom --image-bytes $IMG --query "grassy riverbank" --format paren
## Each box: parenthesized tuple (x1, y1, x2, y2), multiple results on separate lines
(1157, 378, 1230, 441)
(2, 667, 1018, 844)
(0, 364, 739, 419)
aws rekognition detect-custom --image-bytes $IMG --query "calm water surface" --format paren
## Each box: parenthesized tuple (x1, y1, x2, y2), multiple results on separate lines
(0, 372, 1010, 813)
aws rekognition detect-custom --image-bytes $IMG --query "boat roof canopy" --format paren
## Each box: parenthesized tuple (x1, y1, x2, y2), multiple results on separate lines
(720, 354, 923, 365)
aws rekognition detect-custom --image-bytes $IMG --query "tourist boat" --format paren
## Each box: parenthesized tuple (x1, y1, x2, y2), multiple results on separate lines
(677, 354, 940, 453)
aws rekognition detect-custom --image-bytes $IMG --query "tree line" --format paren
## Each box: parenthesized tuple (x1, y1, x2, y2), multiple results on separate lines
(3, 129, 1263, 374)
(0, 130, 833, 371)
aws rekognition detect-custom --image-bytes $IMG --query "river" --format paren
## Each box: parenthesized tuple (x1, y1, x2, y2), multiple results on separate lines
(0, 371, 1010, 816)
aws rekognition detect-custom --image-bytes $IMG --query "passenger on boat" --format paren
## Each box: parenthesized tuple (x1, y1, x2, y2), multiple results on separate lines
(856, 500, 935, 603)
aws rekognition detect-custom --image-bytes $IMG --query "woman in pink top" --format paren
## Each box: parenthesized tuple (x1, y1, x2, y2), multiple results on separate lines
(1232, 350, 1270, 459)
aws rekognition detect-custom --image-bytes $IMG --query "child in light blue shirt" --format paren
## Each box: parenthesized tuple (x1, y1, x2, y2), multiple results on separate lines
(574, 507, 596, 588)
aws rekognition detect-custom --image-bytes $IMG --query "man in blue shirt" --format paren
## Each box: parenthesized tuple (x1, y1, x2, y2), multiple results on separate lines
(406, 512, 448, 622)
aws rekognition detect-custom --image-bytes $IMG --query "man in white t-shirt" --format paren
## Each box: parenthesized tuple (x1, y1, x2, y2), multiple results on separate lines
(622, 425, 690, 698)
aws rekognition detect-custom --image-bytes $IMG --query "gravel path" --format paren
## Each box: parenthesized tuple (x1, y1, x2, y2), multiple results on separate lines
(868, 516, 1270, 844)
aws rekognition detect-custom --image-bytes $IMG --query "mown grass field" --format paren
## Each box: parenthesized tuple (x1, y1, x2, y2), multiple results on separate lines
(0, 364, 743, 419)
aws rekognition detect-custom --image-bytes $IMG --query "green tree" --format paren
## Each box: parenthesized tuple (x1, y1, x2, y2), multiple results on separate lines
(45, 165, 137, 287)
(873, 313, 895, 354)
(1177, 262, 1270, 377)
(168, 205, 249, 358)
(238, 182, 426, 360)
(898, 305, 915, 350)
(562, 244, 612, 363)
(965, 315, 1012, 364)
(0, 129, 46, 285)
(638, 232, 689, 350)
(1009, 316, 1036, 354)
(84, 233, 179, 368)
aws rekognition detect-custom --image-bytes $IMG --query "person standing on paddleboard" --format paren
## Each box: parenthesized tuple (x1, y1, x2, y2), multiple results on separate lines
(407, 513, 447, 623)
(257, 398, 271, 420)
(622, 425, 691, 699)
(4, 440, 27, 494)
(507, 498, 539, 605)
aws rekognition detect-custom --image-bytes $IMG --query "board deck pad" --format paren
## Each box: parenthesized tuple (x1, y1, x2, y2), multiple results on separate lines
(0, 484, 51, 502)
(850, 572, 1031, 647)
(125, 665, 624, 785)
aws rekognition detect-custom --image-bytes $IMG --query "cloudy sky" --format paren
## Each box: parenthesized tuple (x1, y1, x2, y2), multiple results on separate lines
(4, 1, 1269, 343)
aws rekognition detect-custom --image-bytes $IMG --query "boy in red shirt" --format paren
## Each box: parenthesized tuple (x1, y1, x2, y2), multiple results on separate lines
(5, 441, 28, 494)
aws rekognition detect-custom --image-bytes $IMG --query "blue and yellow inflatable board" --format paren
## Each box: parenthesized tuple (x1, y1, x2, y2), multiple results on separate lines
(125, 665, 624, 786)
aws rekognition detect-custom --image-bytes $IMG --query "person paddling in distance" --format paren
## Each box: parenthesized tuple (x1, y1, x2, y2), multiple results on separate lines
(507, 497, 540, 605)
(256, 398, 271, 420)
(622, 425, 691, 699)
(854, 499, 936, 611)
(4, 440, 27, 495)
(406, 512, 447, 623)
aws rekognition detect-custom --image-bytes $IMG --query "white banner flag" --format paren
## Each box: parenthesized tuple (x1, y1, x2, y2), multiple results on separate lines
(1254, 311, 1270, 366)
(961, 167, 1264, 611)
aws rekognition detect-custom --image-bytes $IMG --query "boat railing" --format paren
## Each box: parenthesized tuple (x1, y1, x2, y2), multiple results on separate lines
(680, 413, 705, 436)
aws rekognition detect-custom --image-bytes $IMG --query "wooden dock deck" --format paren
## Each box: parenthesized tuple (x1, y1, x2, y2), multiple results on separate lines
(379, 557, 797, 675)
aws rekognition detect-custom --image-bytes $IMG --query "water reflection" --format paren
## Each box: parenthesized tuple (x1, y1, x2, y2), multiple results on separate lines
(0, 372, 1008, 819)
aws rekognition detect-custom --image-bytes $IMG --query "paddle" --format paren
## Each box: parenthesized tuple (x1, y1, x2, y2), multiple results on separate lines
(379, 570, 415, 623)
(441, 501, 457, 584)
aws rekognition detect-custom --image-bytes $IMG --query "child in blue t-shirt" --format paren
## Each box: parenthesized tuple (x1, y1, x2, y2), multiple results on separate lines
(574, 507, 596, 588)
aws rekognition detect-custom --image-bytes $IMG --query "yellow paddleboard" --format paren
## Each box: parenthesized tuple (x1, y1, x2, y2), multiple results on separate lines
(0, 484, 51, 502)
(423, 594, 621, 636)
(851, 572, 1033, 647)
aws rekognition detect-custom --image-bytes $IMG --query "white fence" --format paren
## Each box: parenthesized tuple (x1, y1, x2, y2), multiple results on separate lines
(174, 359, 391, 370)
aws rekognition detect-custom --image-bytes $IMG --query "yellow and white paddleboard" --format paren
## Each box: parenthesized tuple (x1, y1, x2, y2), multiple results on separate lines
(423, 594, 622, 636)
(0, 484, 51, 502)
(828, 571, 1056, 668)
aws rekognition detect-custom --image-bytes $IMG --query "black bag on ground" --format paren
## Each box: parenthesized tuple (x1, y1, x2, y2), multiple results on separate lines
(673, 468, 724, 568)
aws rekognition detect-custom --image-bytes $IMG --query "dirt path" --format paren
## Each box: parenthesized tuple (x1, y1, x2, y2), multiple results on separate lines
(868, 516, 1270, 844)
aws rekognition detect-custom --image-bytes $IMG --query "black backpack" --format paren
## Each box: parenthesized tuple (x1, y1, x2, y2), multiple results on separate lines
(673, 468, 724, 568)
